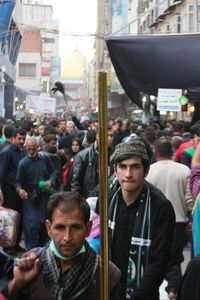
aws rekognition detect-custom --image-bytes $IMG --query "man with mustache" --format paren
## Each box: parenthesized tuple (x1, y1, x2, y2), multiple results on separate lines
(5, 191, 121, 300)
(16, 137, 56, 250)
(0, 128, 26, 254)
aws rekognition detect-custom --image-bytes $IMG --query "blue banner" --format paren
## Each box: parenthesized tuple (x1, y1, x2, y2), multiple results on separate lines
(0, 0, 16, 41)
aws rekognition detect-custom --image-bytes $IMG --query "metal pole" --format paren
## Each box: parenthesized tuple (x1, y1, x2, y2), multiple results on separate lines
(98, 72, 109, 300)
(63, 93, 70, 112)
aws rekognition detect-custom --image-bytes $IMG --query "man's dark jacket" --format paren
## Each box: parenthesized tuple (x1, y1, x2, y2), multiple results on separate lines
(71, 145, 98, 198)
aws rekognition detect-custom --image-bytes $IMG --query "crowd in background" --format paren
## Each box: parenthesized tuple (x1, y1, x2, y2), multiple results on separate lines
(1, 112, 200, 299)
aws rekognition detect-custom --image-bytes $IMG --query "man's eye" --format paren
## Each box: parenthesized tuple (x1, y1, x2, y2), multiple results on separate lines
(72, 225, 82, 230)
(131, 164, 141, 170)
(119, 164, 126, 170)
(55, 225, 65, 230)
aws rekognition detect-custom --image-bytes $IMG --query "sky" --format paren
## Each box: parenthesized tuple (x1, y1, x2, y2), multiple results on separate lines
(46, 0, 97, 64)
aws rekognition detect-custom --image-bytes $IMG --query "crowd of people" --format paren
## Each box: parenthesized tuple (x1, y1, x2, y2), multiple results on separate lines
(0, 113, 200, 299)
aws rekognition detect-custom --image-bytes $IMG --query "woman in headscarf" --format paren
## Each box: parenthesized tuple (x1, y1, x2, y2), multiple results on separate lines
(62, 137, 83, 191)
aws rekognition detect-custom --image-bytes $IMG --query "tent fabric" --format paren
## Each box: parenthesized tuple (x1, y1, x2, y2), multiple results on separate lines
(106, 34, 200, 103)
(0, 0, 16, 41)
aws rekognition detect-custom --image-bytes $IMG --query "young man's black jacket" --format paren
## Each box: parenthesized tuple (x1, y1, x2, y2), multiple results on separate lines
(94, 179, 175, 300)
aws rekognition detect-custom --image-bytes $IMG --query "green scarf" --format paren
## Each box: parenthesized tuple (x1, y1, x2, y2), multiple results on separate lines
(49, 239, 86, 261)
(109, 181, 151, 299)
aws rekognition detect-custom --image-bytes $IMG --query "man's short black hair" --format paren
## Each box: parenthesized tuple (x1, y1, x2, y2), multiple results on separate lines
(191, 124, 200, 137)
(86, 130, 96, 144)
(47, 191, 90, 224)
(144, 127, 156, 144)
(155, 138, 173, 158)
(49, 119, 60, 128)
(114, 153, 150, 174)
(13, 128, 26, 137)
(21, 120, 33, 132)
(4, 125, 15, 138)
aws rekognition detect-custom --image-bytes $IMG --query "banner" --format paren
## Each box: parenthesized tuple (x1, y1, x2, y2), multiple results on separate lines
(25, 95, 56, 114)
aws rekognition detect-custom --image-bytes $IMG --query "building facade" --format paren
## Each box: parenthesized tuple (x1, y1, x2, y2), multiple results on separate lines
(95, 0, 200, 119)
(15, 0, 60, 115)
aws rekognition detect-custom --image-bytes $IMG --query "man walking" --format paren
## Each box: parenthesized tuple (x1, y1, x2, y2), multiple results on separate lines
(146, 139, 193, 300)
(16, 137, 56, 250)
(0, 128, 26, 254)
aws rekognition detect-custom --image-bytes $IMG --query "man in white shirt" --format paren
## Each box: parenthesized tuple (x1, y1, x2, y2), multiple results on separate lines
(146, 138, 193, 300)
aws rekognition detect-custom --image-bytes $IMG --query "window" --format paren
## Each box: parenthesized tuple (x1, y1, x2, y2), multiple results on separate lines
(198, 6, 200, 30)
(147, 15, 150, 27)
(166, 24, 171, 33)
(41, 79, 49, 93)
(150, 9, 154, 24)
(143, 20, 146, 31)
(128, 0, 133, 11)
(19, 63, 36, 77)
(188, 5, 200, 31)
(42, 38, 55, 44)
(189, 5, 194, 31)
(177, 14, 181, 32)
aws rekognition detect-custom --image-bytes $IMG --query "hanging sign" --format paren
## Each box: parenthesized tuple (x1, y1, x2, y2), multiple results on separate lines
(157, 89, 182, 112)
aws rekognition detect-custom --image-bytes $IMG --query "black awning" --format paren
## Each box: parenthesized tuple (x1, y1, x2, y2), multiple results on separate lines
(106, 34, 200, 104)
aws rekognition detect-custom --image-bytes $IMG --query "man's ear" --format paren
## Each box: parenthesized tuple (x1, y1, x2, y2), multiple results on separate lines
(154, 151, 158, 160)
(114, 164, 117, 177)
(45, 219, 52, 238)
(85, 220, 93, 237)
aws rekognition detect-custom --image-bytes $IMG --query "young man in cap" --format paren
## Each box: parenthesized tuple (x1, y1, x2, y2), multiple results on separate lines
(109, 140, 175, 300)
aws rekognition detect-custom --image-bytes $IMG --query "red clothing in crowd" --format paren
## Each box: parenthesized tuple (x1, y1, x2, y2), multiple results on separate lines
(175, 141, 194, 161)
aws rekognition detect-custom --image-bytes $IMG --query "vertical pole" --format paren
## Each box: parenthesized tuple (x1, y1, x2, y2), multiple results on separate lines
(98, 72, 109, 300)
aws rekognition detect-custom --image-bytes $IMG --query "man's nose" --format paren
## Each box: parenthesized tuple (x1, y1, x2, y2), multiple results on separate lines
(63, 228, 72, 241)
(125, 167, 132, 177)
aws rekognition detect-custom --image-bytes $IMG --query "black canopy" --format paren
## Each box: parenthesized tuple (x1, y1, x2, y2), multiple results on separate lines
(106, 34, 200, 107)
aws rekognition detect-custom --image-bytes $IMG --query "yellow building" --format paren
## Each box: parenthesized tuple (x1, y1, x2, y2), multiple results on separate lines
(60, 49, 88, 112)
(61, 48, 87, 80)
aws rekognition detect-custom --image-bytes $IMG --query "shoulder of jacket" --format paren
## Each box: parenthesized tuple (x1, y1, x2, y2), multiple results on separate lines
(38, 151, 51, 160)
(108, 261, 121, 290)
(19, 155, 28, 164)
(76, 147, 93, 158)
(0, 143, 12, 154)
(93, 258, 121, 291)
